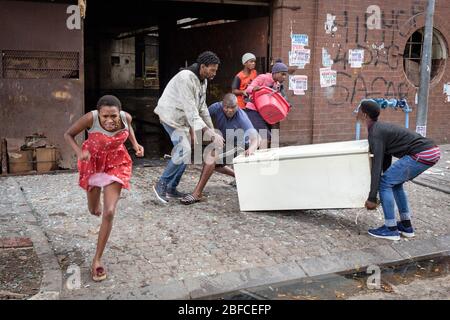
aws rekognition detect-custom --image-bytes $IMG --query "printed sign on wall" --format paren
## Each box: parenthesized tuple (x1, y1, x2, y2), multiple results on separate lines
(322, 48, 333, 67)
(320, 67, 337, 88)
(290, 34, 310, 68)
(289, 49, 310, 68)
(349, 49, 364, 68)
(444, 83, 450, 102)
(291, 34, 309, 47)
(289, 75, 308, 95)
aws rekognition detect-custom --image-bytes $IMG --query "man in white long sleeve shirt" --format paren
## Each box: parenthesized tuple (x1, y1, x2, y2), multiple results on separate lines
(153, 51, 224, 203)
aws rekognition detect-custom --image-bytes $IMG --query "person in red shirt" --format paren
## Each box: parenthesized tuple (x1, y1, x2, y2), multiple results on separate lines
(232, 53, 258, 109)
(64, 95, 144, 282)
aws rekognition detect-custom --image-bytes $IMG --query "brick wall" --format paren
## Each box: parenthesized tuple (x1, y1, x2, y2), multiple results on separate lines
(272, 0, 450, 145)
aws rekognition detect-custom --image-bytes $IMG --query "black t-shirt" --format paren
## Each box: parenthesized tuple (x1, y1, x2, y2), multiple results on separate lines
(367, 121, 435, 202)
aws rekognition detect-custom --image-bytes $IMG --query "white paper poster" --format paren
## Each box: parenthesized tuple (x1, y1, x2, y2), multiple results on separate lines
(444, 83, 450, 95)
(289, 49, 310, 68)
(319, 67, 337, 88)
(291, 34, 309, 47)
(416, 126, 427, 137)
(444, 83, 450, 102)
(349, 49, 364, 68)
(322, 48, 333, 67)
(325, 14, 337, 34)
(289, 75, 308, 95)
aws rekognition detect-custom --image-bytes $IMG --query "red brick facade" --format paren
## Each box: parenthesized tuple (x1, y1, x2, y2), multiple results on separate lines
(271, 0, 450, 145)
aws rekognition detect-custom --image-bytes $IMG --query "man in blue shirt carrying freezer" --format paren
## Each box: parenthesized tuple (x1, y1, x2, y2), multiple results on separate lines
(181, 93, 259, 205)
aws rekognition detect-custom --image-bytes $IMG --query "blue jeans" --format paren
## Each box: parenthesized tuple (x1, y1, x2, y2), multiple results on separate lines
(159, 123, 191, 191)
(379, 155, 432, 227)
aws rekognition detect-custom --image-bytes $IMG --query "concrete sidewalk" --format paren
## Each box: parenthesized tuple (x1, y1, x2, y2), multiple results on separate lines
(0, 177, 62, 300)
(1, 148, 449, 300)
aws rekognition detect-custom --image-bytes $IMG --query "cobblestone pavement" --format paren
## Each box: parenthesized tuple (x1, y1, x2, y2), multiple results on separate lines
(3, 155, 449, 299)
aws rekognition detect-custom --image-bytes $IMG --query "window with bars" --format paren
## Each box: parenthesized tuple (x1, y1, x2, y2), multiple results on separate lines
(1, 50, 79, 79)
(403, 28, 447, 87)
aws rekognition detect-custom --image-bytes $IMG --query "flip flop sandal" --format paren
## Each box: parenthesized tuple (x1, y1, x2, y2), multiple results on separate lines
(92, 266, 107, 282)
(180, 194, 202, 205)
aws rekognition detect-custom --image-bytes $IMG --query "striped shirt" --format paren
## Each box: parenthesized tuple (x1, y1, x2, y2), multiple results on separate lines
(411, 146, 441, 165)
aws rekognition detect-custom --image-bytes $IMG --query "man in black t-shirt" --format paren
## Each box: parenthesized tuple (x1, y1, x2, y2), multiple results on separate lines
(356, 100, 441, 241)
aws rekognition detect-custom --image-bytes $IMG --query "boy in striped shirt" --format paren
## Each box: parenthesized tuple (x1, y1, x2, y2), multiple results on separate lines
(356, 100, 441, 240)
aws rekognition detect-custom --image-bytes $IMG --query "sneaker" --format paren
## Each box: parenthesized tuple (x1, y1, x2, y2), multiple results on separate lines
(397, 221, 415, 238)
(368, 225, 400, 241)
(153, 181, 168, 204)
(166, 189, 188, 199)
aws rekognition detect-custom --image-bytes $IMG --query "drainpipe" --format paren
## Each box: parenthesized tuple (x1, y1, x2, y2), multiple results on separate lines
(416, 0, 435, 137)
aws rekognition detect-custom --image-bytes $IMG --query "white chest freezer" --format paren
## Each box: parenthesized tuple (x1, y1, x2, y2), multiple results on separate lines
(233, 140, 371, 211)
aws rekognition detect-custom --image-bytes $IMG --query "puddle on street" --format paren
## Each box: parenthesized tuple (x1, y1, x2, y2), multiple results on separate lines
(206, 254, 450, 300)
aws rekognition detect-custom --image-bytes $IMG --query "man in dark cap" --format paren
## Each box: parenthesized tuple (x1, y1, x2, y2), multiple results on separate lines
(356, 99, 441, 240)
(244, 59, 289, 148)
(153, 51, 224, 203)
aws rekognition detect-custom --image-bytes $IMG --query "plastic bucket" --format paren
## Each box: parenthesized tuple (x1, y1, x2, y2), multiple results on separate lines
(253, 87, 290, 124)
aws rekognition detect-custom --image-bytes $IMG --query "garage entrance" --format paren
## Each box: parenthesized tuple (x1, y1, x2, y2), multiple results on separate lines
(84, 0, 270, 159)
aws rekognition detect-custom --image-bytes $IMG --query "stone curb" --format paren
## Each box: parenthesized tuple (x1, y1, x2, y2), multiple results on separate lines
(97, 234, 450, 300)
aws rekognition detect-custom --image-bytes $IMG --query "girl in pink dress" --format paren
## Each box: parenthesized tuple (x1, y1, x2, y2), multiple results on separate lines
(64, 95, 144, 282)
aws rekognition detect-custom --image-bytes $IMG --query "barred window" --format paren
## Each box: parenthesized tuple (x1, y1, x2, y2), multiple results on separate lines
(1, 50, 79, 79)
(403, 28, 447, 87)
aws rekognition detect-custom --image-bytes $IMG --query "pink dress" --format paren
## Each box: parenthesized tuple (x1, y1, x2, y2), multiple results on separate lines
(78, 110, 132, 191)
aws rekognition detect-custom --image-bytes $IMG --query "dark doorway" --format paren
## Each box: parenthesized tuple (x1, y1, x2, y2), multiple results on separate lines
(84, 0, 270, 159)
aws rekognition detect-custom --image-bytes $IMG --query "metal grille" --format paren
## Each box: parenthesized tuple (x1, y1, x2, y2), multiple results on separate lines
(403, 28, 447, 87)
(1, 50, 79, 79)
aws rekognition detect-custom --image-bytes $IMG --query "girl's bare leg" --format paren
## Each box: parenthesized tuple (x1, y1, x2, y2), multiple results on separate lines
(87, 187, 102, 216)
(92, 182, 122, 277)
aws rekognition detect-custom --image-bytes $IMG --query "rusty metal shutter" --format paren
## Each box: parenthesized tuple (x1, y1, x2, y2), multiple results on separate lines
(1, 50, 79, 79)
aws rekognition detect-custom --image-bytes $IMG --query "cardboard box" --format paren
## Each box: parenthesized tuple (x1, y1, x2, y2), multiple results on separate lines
(36, 147, 57, 172)
(8, 150, 33, 173)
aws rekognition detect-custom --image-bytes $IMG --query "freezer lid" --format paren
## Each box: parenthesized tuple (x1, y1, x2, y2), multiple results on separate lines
(233, 140, 369, 164)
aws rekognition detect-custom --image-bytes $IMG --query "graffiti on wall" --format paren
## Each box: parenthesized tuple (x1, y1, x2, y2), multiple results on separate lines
(323, 3, 425, 106)
(327, 72, 410, 106)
